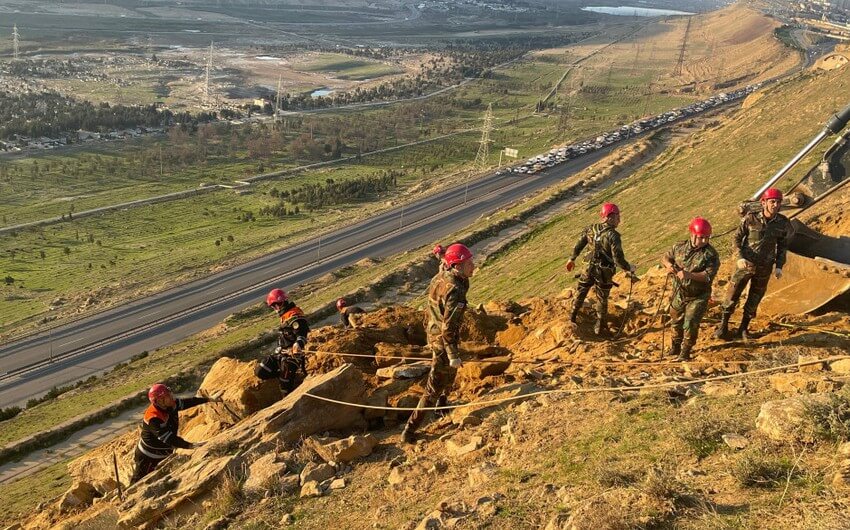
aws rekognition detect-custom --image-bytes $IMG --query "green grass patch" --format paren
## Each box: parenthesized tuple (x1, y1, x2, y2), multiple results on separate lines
(292, 53, 403, 80)
(0, 461, 71, 527)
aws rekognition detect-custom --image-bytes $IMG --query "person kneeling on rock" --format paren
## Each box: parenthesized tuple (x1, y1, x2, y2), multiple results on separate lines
(131, 384, 219, 484)
(401, 243, 474, 444)
(257, 288, 310, 396)
(336, 297, 365, 329)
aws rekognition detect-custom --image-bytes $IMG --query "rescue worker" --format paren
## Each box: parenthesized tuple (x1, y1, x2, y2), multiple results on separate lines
(337, 297, 365, 328)
(661, 217, 720, 361)
(401, 243, 474, 444)
(131, 383, 218, 484)
(255, 288, 310, 395)
(433, 244, 446, 271)
(714, 188, 793, 340)
(566, 202, 636, 336)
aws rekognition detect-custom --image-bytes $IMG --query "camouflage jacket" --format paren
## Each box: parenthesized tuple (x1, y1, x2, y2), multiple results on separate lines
(570, 223, 631, 271)
(734, 211, 794, 268)
(664, 240, 720, 299)
(426, 269, 469, 359)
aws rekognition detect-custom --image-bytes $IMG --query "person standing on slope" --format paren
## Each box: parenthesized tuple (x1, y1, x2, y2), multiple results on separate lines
(714, 188, 793, 340)
(256, 288, 310, 395)
(566, 203, 636, 336)
(661, 217, 721, 361)
(131, 384, 218, 483)
(336, 297, 366, 329)
(401, 243, 474, 444)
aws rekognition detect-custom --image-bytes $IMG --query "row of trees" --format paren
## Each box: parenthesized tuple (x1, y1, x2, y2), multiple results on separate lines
(260, 171, 400, 217)
(0, 91, 217, 142)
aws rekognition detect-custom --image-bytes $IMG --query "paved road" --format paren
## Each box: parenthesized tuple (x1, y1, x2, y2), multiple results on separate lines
(0, 144, 624, 407)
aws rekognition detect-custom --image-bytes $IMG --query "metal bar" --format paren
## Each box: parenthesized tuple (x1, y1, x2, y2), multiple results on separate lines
(751, 130, 829, 201)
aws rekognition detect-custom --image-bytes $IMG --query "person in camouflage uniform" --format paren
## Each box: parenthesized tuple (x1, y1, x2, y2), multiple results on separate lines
(566, 202, 636, 336)
(715, 188, 794, 340)
(401, 243, 474, 444)
(661, 217, 720, 361)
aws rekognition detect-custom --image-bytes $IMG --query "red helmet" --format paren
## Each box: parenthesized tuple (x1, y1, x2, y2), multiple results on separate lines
(266, 288, 288, 307)
(688, 217, 712, 237)
(433, 244, 444, 257)
(336, 298, 347, 310)
(600, 202, 620, 218)
(443, 243, 473, 268)
(761, 188, 783, 201)
(148, 383, 173, 406)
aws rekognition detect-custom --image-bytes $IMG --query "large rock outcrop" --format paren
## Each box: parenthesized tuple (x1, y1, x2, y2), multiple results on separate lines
(116, 364, 367, 528)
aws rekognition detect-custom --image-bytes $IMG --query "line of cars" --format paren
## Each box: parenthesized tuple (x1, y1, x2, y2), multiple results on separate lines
(507, 83, 763, 176)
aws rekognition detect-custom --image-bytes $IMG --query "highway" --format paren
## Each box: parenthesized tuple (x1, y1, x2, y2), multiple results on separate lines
(0, 143, 622, 407)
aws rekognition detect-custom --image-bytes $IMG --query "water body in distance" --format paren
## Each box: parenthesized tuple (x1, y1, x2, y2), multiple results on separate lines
(582, 6, 695, 16)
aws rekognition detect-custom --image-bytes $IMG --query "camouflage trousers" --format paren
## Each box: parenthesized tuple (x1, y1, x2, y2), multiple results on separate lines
(405, 340, 457, 432)
(669, 290, 710, 346)
(574, 265, 616, 322)
(720, 264, 772, 319)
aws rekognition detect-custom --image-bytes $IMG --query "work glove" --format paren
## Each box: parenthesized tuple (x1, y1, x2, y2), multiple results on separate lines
(774, 268, 783, 279)
(273, 346, 283, 355)
(736, 258, 754, 271)
(449, 358, 463, 369)
(292, 342, 303, 355)
(565, 259, 575, 272)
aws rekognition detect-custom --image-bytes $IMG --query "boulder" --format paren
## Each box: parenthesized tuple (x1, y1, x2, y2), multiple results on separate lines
(768, 373, 843, 395)
(457, 356, 511, 382)
(374, 343, 427, 368)
(450, 382, 543, 425)
(117, 364, 367, 528)
(300, 462, 336, 485)
(307, 434, 378, 464)
(299, 481, 323, 499)
(329, 478, 347, 490)
(180, 357, 282, 441)
(722, 433, 749, 450)
(67, 430, 136, 495)
(798, 355, 826, 373)
(445, 436, 484, 458)
(830, 359, 850, 374)
(377, 362, 430, 380)
(58, 481, 99, 513)
(755, 394, 832, 443)
(243, 454, 287, 496)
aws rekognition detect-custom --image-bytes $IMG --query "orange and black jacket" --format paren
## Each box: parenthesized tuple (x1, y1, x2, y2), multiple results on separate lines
(276, 303, 310, 350)
(137, 397, 208, 460)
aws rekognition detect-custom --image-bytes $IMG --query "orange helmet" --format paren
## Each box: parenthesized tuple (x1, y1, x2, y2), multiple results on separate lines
(688, 217, 712, 237)
(336, 298, 347, 310)
(600, 202, 620, 218)
(266, 288, 288, 307)
(433, 244, 444, 257)
(443, 243, 473, 268)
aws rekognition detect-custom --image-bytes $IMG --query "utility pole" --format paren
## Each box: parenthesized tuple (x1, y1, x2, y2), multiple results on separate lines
(275, 74, 283, 128)
(204, 41, 213, 107)
(12, 24, 20, 61)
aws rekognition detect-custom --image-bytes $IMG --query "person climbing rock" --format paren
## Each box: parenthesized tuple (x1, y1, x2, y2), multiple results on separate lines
(715, 188, 793, 340)
(401, 243, 474, 444)
(566, 202, 636, 336)
(131, 384, 218, 484)
(336, 297, 366, 329)
(256, 288, 310, 395)
(661, 217, 721, 361)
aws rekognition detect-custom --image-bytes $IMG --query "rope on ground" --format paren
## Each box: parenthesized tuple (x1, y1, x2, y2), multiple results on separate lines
(304, 354, 850, 412)
(768, 321, 850, 339)
(307, 347, 764, 367)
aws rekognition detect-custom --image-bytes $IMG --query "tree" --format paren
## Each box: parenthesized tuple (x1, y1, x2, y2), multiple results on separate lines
(4, 275, 13, 285)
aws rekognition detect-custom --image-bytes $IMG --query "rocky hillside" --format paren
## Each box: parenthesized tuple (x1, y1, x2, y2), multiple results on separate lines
(17, 263, 850, 529)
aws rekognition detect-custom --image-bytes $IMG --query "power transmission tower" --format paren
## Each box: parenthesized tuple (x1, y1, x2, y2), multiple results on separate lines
(474, 103, 494, 171)
(673, 17, 692, 77)
(12, 24, 20, 61)
(204, 41, 213, 107)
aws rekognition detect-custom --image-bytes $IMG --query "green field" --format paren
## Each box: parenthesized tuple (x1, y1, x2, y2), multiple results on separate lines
(292, 53, 404, 80)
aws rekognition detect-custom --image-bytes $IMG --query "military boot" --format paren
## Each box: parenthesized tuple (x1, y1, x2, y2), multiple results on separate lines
(569, 295, 586, 324)
(735, 316, 753, 340)
(677, 341, 693, 361)
(669, 340, 682, 359)
(434, 395, 448, 419)
(713, 311, 732, 341)
(593, 317, 608, 337)
(400, 426, 416, 444)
